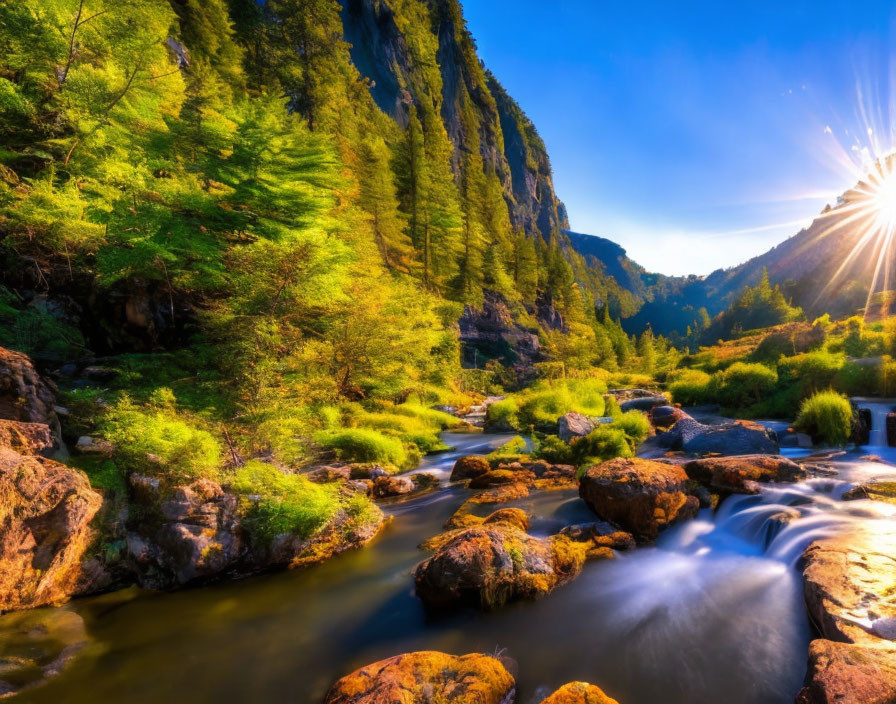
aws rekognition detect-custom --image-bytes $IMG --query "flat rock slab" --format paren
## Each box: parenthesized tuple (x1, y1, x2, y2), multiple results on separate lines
(684, 454, 806, 493)
(796, 639, 896, 704)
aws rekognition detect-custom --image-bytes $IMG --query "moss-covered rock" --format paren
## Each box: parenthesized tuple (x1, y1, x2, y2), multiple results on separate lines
(324, 651, 516, 704)
(450, 455, 491, 481)
(469, 468, 536, 489)
(414, 524, 586, 609)
(540, 681, 621, 703)
(683, 454, 806, 494)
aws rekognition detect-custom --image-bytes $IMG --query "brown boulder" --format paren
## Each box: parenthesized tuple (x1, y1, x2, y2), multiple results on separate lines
(559, 523, 636, 552)
(0, 347, 57, 427)
(450, 455, 491, 481)
(443, 507, 531, 532)
(796, 639, 896, 704)
(372, 475, 416, 498)
(578, 458, 699, 542)
(0, 419, 54, 456)
(324, 651, 515, 704)
(683, 455, 806, 493)
(0, 448, 102, 610)
(540, 681, 620, 704)
(414, 525, 586, 609)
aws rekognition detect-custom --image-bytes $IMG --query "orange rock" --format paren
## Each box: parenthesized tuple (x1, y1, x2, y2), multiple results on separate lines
(324, 651, 515, 704)
(540, 681, 620, 704)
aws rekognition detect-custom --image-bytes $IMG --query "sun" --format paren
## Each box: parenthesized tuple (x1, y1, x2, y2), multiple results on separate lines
(870, 167, 896, 230)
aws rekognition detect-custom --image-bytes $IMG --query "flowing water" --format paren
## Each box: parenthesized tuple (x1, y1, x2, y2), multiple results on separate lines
(852, 398, 896, 448)
(12, 434, 896, 704)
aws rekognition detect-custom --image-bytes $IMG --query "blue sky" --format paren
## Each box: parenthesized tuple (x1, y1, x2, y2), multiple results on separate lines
(463, 1, 896, 275)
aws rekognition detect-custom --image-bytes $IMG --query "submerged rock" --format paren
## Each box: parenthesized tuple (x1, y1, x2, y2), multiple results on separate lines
(324, 651, 516, 704)
(0, 448, 102, 611)
(414, 525, 586, 609)
(540, 681, 620, 704)
(578, 457, 699, 542)
(0, 607, 89, 698)
(683, 455, 806, 493)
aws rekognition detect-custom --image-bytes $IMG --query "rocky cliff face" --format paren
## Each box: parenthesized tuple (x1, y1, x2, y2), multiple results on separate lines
(340, 0, 568, 240)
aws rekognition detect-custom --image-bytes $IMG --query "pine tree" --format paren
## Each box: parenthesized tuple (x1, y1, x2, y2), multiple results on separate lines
(357, 137, 414, 273)
(637, 325, 656, 373)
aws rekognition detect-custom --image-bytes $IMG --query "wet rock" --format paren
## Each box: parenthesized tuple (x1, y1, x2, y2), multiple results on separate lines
(579, 457, 699, 542)
(659, 418, 779, 456)
(558, 412, 595, 444)
(414, 525, 586, 609)
(82, 366, 118, 382)
(442, 506, 531, 533)
(0, 448, 102, 610)
(324, 651, 516, 704)
(372, 475, 416, 498)
(801, 524, 896, 645)
(780, 431, 813, 449)
(795, 639, 896, 704)
(0, 347, 58, 427)
(0, 608, 88, 698)
(649, 405, 689, 429)
(450, 455, 491, 481)
(558, 523, 636, 552)
(540, 681, 620, 704)
(469, 468, 536, 489)
(0, 420, 54, 456)
(683, 455, 806, 494)
(842, 481, 896, 504)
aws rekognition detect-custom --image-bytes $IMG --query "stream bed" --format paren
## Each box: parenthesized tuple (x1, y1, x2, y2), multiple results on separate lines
(14, 433, 896, 704)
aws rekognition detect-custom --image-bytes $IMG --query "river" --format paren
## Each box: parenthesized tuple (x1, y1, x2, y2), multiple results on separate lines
(13, 432, 896, 704)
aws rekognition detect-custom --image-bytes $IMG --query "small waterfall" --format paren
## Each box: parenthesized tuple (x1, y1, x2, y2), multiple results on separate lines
(852, 397, 896, 447)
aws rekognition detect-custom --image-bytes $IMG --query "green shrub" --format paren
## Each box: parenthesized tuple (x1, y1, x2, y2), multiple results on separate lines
(715, 362, 778, 408)
(231, 460, 340, 540)
(534, 435, 574, 464)
(486, 398, 520, 429)
(836, 360, 881, 396)
(794, 390, 853, 445)
(668, 369, 713, 406)
(100, 393, 222, 480)
(572, 427, 633, 474)
(613, 410, 651, 450)
(516, 379, 606, 429)
(603, 394, 622, 419)
(881, 356, 896, 397)
(314, 428, 408, 468)
(777, 351, 843, 397)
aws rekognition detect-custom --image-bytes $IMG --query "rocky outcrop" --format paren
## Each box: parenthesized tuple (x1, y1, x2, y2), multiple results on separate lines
(0, 420, 54, 456)
(683, 455, 806, 494)
(126, 473, 387, 589)
(540, 681, 621, 704)
(458, 291, 541, 367)
(0, 448, 102, 611)
(797, 523, 896, 702)
(558, 412, 596, 443)
(659, 418, 778, 456)
(0, 347, 57, 428)
(414, 525, 587, 609)
(578, 458, 699, 541)
(324, 651, 516, 704)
